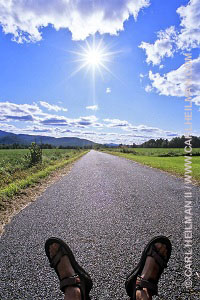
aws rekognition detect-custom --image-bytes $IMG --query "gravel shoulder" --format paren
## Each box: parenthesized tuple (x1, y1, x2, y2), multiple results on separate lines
(0, 150, 199, 299)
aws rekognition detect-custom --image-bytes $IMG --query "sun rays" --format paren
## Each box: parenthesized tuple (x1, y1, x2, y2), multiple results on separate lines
(70, 36, 120, 78)
(69, 35, 120, 106)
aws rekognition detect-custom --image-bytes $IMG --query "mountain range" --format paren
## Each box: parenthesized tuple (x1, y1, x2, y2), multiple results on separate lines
(0, 130, 95, 147)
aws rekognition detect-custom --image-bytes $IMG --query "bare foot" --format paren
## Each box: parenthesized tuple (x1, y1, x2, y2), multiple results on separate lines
(49, 243, 82, 300)
(135, 242, 168, 300)
(135, 289, 151, 300)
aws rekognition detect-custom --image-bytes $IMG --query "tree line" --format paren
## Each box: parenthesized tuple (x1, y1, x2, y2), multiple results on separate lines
(0, 135, 200, 149)
(120, 136, 200, 148)
(0, 143, 94, 150)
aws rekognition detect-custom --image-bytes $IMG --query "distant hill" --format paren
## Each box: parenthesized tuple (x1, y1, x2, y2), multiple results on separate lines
(104, 143, 119, 147)
(0, 130, 95, 147)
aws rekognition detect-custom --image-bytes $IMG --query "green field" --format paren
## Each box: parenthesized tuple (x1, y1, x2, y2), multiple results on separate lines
(1, 147, 199, 210)
(102, 148, 200, 183)
(0, 148, 88, 208)
(104, 147, 200, 156)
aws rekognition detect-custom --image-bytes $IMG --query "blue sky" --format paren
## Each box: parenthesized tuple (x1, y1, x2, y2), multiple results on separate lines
(0, 0, 199, 144)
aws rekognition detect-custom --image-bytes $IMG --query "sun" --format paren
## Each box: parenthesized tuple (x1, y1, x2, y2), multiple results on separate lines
(70, 37, 118, 77)
(85, 48, 103, 66)
(68, 36, 121, 107)
(80, 39, 107, 69)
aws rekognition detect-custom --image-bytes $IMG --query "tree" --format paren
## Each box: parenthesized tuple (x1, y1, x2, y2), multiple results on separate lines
(26, 142, 42, 166)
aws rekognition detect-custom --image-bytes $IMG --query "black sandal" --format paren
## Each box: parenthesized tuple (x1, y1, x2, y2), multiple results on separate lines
(125, 235, 172, 299)
(45, 237, 93, 300)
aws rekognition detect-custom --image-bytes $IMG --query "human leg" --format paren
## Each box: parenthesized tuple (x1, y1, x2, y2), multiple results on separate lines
(45, 237, 93, 300)
(125, 236, 172, 300)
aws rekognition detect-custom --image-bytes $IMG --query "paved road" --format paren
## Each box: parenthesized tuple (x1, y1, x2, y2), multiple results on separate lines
(0, 150, 199, 300)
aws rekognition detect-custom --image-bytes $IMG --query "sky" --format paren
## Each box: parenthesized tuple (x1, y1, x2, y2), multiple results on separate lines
(0, 0, 200, 145)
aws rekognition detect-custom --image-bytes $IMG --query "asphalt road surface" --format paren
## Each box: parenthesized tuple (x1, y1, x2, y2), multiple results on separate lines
(0, 150, 199, 300)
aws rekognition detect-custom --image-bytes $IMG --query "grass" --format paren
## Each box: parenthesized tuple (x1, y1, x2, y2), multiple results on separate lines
(0, 149, 82, 188)
(0, 149, 88, 209)
(104, 147, 200, 156)
(102, 148, 200, 183)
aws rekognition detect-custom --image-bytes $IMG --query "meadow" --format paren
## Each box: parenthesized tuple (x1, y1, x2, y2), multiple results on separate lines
(0, 148, 88, 207)
(103, 148, 200, 183)
(1, 147, 199, 210)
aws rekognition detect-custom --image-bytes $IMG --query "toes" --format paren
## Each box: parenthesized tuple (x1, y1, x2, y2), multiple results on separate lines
(155, 242, 162, 250)
(49, 243, 59, 258)
(155, 242, 168, 259)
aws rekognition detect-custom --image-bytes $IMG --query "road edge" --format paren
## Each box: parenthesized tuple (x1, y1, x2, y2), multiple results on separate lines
(101, 150, 199, 186)
(0, 150, 90, 236)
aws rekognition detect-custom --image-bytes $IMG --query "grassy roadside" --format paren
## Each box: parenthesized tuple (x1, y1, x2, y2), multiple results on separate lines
(0, 150, 89, 210)
(101, 150, 200, 184)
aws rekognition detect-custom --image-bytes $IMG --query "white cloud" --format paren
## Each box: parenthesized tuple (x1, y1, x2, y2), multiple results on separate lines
(0, 0, 150, 43)
(139, 0, 200, 65)
(176, 0, 200, 50)
(102, 118, 176, 138)
(0, 102, 181, 144)
(40, 114, 99, 128)
(148, 56, 200, 105)
(0, 101, 101, 127)
(39, 101, 67, 112)
(145, 84, 153, 93)
(23, 125, 53, 134)
(104, 118, 130, 128)
(106, 87, 111, 93)
(0, 101, 42, 122)
(129, 124, 162, 133)
(1, 123, 179, 145)
(0, 122, 19, 132)
(192, 96, 200, 106)
(59, 123, 177, 144)
(139, 26, 177, 65)
(40, 115, 69, 126)
(86, 105, 99, 111)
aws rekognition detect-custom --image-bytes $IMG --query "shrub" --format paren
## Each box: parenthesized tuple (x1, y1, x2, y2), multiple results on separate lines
(121, 148, 137, 154)
(25, 142, 42, 166)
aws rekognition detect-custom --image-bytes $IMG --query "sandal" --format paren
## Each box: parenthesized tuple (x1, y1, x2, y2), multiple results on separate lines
(125, 235, 172, 299)
(45, 237, 93, 300)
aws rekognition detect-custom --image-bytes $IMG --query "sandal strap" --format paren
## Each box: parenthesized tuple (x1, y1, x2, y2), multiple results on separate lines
(50, 246, 65, 268)
(60, 274, 81, 290)
(136, 276, 158, 295)
(60, 274, 85, 296)
(147, 245, 167, 269)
